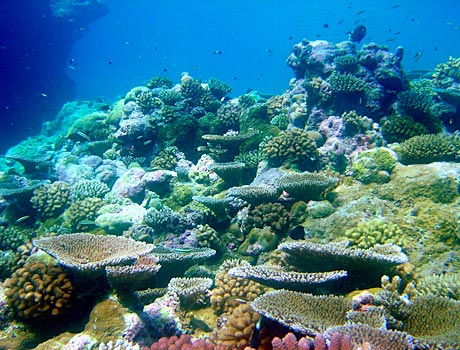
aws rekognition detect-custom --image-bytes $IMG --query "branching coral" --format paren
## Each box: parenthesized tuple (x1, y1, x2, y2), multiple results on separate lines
(262, 128, 319, 170)
(144, 206, 187, 235)
(64, 197, 104, 231)
(4, 261, 74, 319)
(167, 277, 213, 308)
(71, 179, 109, 200)
(380, 114, 428, 143)
(399, 134, 458, 165)
(242, 202, 289, 234)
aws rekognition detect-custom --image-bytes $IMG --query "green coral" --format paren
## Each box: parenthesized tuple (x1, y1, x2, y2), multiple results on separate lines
(136, 91, 164, 114)
(238, 226, 279, 255)
(399, 134, 458, 165)
(410, 273, 460, 300)
(180, 77, 205, 105)
(150, 146, 182, 170)
(66, 112, 112, 142)
(146, 76, 173, 89)
(31, 181, 71, 219)
(327, 71, 368, 96)
(0, 225, 36, 251)
(262, 128, 318, 170)
(432, 56, 460, 88)
(71, 179, 109, 200)
(344, 218, 407, 249)
(334, 54, 359, 73)
(216, 102, 243, 130)
(381, 114, 428, 143)
(64, 197, 104, 231)
(397, 89, 441, 133)
(158, 89, 182, 106)
(208, 77, 232, 99)
(342, 110, 372, 135)
(242, 202, 289, 234)
(270, 113, 290, 130)
(352, 147, 397, 184)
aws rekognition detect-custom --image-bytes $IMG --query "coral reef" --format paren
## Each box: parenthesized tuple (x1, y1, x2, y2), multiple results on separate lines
(149, 334, 215, 350)
(274, 171, 339, 201)
(167, 277, 213, 308)
(31, 181, 71, 219)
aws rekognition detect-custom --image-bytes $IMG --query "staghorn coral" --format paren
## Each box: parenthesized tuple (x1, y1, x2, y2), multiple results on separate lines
(274, 171, 339, 202)
(344, 218, 407, 249)
(144, 206, 187, 235)
(410, 273, 460, 300)
(210, 259, 264, 314)
(167, 277, 213, 308)
(33, 233, 154, 272)
(64, 197, 104, 231)
(279, 241, 408, 291)
(262, 128, 319, 170)
(242, 202, 289, 234)
(380, 114, 428, 143)
(402, 296, 460, 345)
(251, 289, 352, 335)
(211, 302, 259, 350)
(399, 134, 458, 165)
(31, 181, 71, 219)
(71, 179, 109, 200)
(228, 264, 347, 292)
(4, 261, 74, 319)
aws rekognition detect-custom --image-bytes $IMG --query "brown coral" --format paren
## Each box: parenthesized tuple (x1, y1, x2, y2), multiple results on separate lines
(210, 259, 264, 314)
(4, 261, 74, 319)
(31, 181, 71, 219)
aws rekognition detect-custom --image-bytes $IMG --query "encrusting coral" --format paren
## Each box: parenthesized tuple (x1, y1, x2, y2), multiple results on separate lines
(4, 261, 74, 319)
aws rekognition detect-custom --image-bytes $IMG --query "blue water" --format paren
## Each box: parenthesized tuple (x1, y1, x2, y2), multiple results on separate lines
(69, 0, 460, 99)
(1, 0, 460, 152)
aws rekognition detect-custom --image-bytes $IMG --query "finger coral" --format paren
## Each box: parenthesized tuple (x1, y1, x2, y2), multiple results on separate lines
(4, 261, 74, 319)
(31, 181, 71, 219)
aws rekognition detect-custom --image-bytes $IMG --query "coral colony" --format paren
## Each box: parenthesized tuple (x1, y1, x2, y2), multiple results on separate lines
(1, 37, 460, 350)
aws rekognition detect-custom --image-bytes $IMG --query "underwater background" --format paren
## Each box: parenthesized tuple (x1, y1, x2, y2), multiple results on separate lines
(1, 0, 460, 350)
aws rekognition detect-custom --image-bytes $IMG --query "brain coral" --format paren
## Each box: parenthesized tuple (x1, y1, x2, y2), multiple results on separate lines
(4, 261, 74, 319)
(262, 128, 319, 170)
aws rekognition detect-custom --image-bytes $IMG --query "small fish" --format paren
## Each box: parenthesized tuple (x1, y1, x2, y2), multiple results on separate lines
(108, 59, 114, 65)
(315, 33, 322, 37)
(250, 316, 264, 349)
(289, 225, 305, 240)
(163, 68, 168, 72)
(76, 130, 90, 141)
(348, 24, 367, 43)
(143, 140, 152, 145)
(288, 35, 293, 40)
(393, 31, 402, 35)
(356, 10, 365, 15)
(171, 247, 193, 253)
(391, 4, 400, 9)
(15, 216, 30, 223)
(386, 37, 396, 42)
(79, 220, 95, 226)
(323, 23, 329, 28)
(40, 93, 48, 98)
(213, 50, 223, 55)
(337, 19, 345, 25)
(266, 48, 273, 55)
(414, 51, 423, 62)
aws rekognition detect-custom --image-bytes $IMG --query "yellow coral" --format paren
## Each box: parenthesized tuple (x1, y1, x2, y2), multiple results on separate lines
(345, 218, 407, 249)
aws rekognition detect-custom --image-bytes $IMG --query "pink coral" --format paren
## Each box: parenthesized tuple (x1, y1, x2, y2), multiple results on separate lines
(147, 334, 215, 350)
